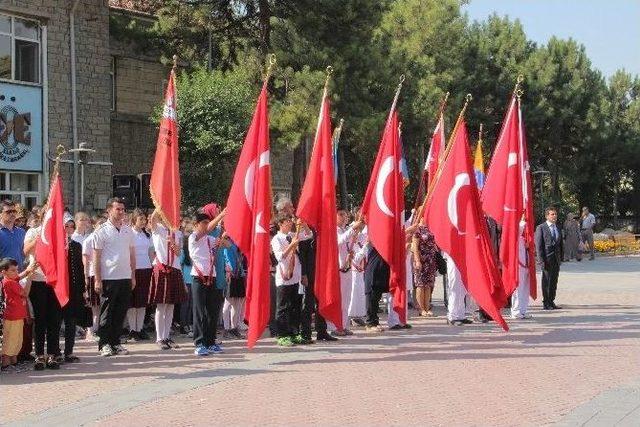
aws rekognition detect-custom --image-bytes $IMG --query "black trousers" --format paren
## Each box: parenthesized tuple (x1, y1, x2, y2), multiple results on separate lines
(98, 279, 131, 349)
(180, 283, 193, 327)
(365, 289, 385, 326)
(62, 307, 77, 356)
(541, 261, 560, 306)
(30, 281, 61, 356)
(276, 284, 299, 337)
(192, 277, 224, 347)
(291, 287, 317, 339)
(269, 273, 277, 335)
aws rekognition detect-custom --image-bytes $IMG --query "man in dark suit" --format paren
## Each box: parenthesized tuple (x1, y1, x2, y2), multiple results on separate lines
(535, 207, 563, 310)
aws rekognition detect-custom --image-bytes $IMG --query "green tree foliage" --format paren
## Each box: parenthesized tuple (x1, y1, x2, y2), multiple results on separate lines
(128, 0, 639, 223)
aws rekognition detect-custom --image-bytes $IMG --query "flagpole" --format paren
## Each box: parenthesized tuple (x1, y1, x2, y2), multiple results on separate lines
(388, 74, 406, 119)
(411, 91, 450, 215)
(416, 93, 473, 223)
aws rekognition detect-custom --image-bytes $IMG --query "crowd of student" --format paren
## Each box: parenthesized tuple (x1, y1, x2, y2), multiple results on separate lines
(1, 194, 570, 374)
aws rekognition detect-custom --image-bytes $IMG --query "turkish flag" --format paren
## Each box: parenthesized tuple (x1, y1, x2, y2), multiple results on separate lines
(150, 68, 181, 230)
(423, 119, 508, 331)
(296, 91, 342, 330)
(415, 113, 445, 209)
(361, 109, 406, 323)
(481, 95, 537, 299)
(225, 83, 271, 348)
(35, 174, 69, 307)
(426, 114, 446, 183)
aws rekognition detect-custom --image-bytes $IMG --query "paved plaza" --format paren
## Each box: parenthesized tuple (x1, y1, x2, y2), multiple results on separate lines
(2, 256, 639, 427)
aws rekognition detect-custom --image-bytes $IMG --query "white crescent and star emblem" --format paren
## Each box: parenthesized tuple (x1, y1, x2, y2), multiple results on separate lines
(244, 150, 270, 209)
(375, 156, 395, 217)
(243, 150, 270, 236)
(504, 152, 518, 212)
(40, 208, 53, 245)
(447, 173, 470, 235)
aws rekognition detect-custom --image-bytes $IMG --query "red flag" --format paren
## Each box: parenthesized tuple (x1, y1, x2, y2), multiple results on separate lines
(481, 95, 537, 299)
(425, 114, 446, 182)
(296, 89, 342, 330)
(225, 83, 271, 348)
(361, 105, 406, 323)
(423, 119, 508, 331)
(35, 174, 69, 306)
(150, 68, 181, 230)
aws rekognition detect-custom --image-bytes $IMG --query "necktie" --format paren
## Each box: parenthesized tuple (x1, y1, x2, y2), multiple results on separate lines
(550, 224, 557, 242)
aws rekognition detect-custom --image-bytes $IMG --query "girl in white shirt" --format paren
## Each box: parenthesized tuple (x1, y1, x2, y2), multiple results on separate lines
(127, 209, 154, 341)
(148, 209, 187, 350)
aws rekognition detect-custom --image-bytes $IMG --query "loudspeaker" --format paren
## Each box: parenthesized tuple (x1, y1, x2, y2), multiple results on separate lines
(112, 175, 138, 209)
(137, 173, 152, 209)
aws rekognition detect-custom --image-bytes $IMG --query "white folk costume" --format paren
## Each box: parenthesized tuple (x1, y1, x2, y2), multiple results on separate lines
(329, 224, 358, 331)
(445, 253, 467, 322)
(349, 226, 368, 319)
(511, 220, 531, 318)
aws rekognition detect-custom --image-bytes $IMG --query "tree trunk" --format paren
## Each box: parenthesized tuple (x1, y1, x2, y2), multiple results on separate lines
(257, 0, 271, 56)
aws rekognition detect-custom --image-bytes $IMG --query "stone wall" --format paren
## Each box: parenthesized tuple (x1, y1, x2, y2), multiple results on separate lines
(3, 0, 112, 211)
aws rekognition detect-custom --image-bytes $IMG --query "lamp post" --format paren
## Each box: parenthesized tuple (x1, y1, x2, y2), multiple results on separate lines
(50, 143, 113, 211)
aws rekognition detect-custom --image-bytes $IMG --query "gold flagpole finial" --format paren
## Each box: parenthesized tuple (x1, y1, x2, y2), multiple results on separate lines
(478, 123, 483, 142)
(515, 74, 524, 98)
(324, 65, 334, 90)
(53, 145, 66, 176)
(172, 54, 178, 70)
(264, 54, 277, 81)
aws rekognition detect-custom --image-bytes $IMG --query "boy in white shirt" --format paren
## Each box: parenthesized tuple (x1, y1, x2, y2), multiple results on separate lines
(271, 214, 302, 347)
(189, 211, 227, 356)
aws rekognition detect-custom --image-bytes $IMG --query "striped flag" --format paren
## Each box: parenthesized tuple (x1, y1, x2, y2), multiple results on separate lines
(473, 138, 485, 190)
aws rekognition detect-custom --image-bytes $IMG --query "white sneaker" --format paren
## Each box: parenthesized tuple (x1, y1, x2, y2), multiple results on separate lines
(114, 344, 129, 355)
(101, 345, 115, 357)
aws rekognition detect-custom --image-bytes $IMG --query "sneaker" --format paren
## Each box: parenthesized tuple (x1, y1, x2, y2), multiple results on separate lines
(401, 323, 412, 329)
(344, 329, 354, 336)
(222, 330, 233, 339)
(276, 336, 295, 347)
(114, 344, 129, 355)
(46, 356, 60, 370)
(207, 344, 223, 354)
(389, 324, 403, 330)
(101, 345, 115, 357)
(54, 354, 65, 364)
(34, 356, 47, 369)
(1, 364, 17, 374)
(157, 340, 171, 350)
(292, 334, 305, 345)
(194, 345, 209, 356)
(330, 330, 347, 337)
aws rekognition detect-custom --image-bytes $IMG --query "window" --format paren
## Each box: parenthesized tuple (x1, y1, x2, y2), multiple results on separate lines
(0, 172, 40, 210)
(0, 14, 41, 84)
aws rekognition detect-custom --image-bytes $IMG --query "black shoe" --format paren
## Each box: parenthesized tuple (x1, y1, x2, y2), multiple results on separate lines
(316, 332, 338, 341)
(460, 318, 473, 324)
(551, 303, 562, 310)
(166, 339, 180, 349)
(157, 340, 171, 350)
(447, 319, 464, 326)
(64, 355, 80, 363)
(46, 356, 60, 370)
(350, 318, 366, 327)
(543, 305, 553, 310)
(138, 330, 150, 340)
(401, 323, 412, 329)
(389, 324, 403, 330)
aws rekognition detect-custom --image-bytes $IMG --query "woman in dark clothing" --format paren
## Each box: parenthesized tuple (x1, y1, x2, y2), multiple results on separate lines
(62, 217, 87, 362)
